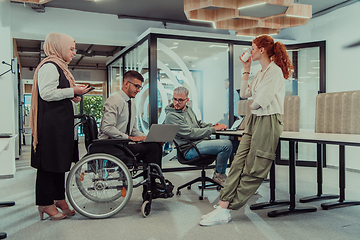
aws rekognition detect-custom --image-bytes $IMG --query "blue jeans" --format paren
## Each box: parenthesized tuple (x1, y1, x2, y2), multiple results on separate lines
(185, 139, 233, 174)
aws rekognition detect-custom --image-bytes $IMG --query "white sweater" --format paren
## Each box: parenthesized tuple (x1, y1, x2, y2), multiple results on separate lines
(240, 61, 285, 116)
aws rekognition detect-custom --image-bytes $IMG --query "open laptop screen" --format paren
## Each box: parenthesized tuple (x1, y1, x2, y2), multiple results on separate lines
(229, 115, 245, 130)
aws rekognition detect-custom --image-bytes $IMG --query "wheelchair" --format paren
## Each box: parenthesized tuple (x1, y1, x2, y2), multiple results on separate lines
(66, 114, 174, 219)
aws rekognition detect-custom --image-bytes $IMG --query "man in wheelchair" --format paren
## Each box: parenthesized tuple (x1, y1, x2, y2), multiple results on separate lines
(95, 70, 174, 201)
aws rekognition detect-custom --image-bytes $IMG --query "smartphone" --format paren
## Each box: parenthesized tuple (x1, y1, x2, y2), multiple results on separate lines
(75, 85, 95, 97)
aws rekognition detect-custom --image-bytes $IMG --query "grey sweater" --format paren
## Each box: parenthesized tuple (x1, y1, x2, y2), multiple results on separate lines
(165, 104, 215, 153)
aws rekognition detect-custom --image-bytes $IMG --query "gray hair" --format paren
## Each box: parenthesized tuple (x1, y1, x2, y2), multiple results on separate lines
(173, 86, 189, 97)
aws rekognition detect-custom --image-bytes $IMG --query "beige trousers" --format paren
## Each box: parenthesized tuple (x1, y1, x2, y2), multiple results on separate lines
(219, 113, 283, 210)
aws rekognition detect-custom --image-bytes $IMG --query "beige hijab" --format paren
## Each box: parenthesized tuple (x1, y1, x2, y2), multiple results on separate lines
(29, 32, 76, 151)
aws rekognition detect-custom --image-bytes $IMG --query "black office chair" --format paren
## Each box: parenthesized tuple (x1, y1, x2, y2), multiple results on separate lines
(173, 141, 222, 200)
(0, 201, 15, 239)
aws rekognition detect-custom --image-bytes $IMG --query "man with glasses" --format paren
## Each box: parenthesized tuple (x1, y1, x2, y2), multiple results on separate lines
(165, 86, 233, 186)
(98, 70, 171, 199)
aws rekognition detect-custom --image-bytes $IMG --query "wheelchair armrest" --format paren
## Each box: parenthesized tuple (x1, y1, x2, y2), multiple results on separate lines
(92, 138, 133, 145)
(89, 139, 136, 159)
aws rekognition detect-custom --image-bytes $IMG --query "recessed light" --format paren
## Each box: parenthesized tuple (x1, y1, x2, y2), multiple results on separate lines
(238, 2, 266, 10)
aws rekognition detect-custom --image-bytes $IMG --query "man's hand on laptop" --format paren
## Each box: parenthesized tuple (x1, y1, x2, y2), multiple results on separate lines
(214, 123, 227, 131)
(129, 136, 146, 142)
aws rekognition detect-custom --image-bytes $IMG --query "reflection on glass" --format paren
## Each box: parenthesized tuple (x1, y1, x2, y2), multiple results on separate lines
(281, 47, 320, 161)
(124, 40, 149, 134)
(108, 58, 122, 96)
(157, 38, 229, 126)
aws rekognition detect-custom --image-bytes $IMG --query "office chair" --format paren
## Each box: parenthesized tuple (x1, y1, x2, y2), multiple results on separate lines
(173, 141, 222, 200)
(0, 201, 15, 239)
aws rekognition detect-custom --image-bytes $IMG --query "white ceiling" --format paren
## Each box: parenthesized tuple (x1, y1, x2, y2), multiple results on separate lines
(11, 0, 355, 70)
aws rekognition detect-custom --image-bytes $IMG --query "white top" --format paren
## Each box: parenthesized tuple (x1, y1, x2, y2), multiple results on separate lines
(37, 63, 74, 101)
(240, 61, 285, 116)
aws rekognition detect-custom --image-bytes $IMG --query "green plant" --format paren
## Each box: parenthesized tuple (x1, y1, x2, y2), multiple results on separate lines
(80, 95, 103, 121)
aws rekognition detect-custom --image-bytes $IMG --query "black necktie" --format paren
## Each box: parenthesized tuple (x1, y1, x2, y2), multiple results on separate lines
(126, 100, 131, 135)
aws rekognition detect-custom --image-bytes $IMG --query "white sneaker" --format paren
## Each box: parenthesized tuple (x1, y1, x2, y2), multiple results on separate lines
(201, 205, 217, 219)
(199, 205, 231, 226)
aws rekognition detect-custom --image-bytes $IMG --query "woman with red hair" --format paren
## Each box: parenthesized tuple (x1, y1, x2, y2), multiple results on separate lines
(200, 35, 293, 226)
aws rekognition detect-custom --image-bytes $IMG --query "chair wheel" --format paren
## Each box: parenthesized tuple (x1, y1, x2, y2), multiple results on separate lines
(176, 190, 181, 195)
(187, 185, 191, 190)
(0, 232, 7, 239)
(199, 196, 203, 200)
(216, 185, 222, 191)
(141, 200, 151, 218)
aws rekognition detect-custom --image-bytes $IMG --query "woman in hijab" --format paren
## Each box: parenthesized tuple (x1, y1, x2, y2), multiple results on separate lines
(30, 32, 90, 220)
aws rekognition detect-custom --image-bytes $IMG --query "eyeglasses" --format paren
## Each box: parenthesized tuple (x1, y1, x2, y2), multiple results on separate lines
(70, 48, 77, 53)
(128, 81, 143, 90)
(173, 98, 187, 103)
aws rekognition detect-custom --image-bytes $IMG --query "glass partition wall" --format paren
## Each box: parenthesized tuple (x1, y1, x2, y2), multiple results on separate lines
(157, 38, 230, 125)
(107, 32, 326, 169)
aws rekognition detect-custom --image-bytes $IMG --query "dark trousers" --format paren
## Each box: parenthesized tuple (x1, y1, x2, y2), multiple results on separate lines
(90, 142, 162, 192)
(125, 142, 162, 168)
(128, 142, 162, 190)
(35, 169, 65, 206)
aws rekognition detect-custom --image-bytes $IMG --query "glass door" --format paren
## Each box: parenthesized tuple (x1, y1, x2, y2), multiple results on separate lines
(280, 41, 326, 165)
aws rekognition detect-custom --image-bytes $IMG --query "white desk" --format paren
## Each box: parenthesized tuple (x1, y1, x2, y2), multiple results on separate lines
(215, 130, 360, 217)
(0, 135, 17, 178)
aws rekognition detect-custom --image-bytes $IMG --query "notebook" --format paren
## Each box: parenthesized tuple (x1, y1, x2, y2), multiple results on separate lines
(143, 124, 180, 142)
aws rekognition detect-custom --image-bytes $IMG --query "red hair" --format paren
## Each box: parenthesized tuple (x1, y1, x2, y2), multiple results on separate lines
(253, 35, 293, 79)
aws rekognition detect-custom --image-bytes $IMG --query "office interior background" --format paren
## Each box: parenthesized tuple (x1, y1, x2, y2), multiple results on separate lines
(1, 0, 360, 239)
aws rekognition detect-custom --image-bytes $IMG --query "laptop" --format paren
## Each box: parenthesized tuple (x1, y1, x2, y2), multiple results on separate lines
(221, 115, 245, 132)
(143, 124, 180, 142)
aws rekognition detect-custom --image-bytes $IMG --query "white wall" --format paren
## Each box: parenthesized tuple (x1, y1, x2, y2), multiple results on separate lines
(0, 0, 16, 177)
(280, 2, 360, 170)
(9, 3, 164, 46)
(0, 0, 15, 135)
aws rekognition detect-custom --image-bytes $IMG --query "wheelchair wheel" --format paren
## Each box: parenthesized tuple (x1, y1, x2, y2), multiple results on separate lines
(141, 200, 151, 217)
(66, 153, 133, 219)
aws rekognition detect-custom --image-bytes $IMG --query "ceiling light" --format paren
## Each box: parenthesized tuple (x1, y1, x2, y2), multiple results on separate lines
(209, 44, 228, 48)
(286, 15, 310, 18)
(238, 2, 266, 10)
(168, 46, 178, 50)
(189, 19, 216, 28)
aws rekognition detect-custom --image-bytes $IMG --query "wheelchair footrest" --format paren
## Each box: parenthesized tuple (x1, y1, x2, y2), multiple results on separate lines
(151, 179, 175, 199)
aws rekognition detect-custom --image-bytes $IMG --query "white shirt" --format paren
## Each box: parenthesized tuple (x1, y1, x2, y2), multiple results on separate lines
(37, 63, 74, 102)
(98, 90, 145, 139)
(240, 61, 285, 116)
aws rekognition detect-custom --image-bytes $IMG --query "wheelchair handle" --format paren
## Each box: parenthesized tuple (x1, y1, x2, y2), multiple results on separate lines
(74, 114, 84, 119)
